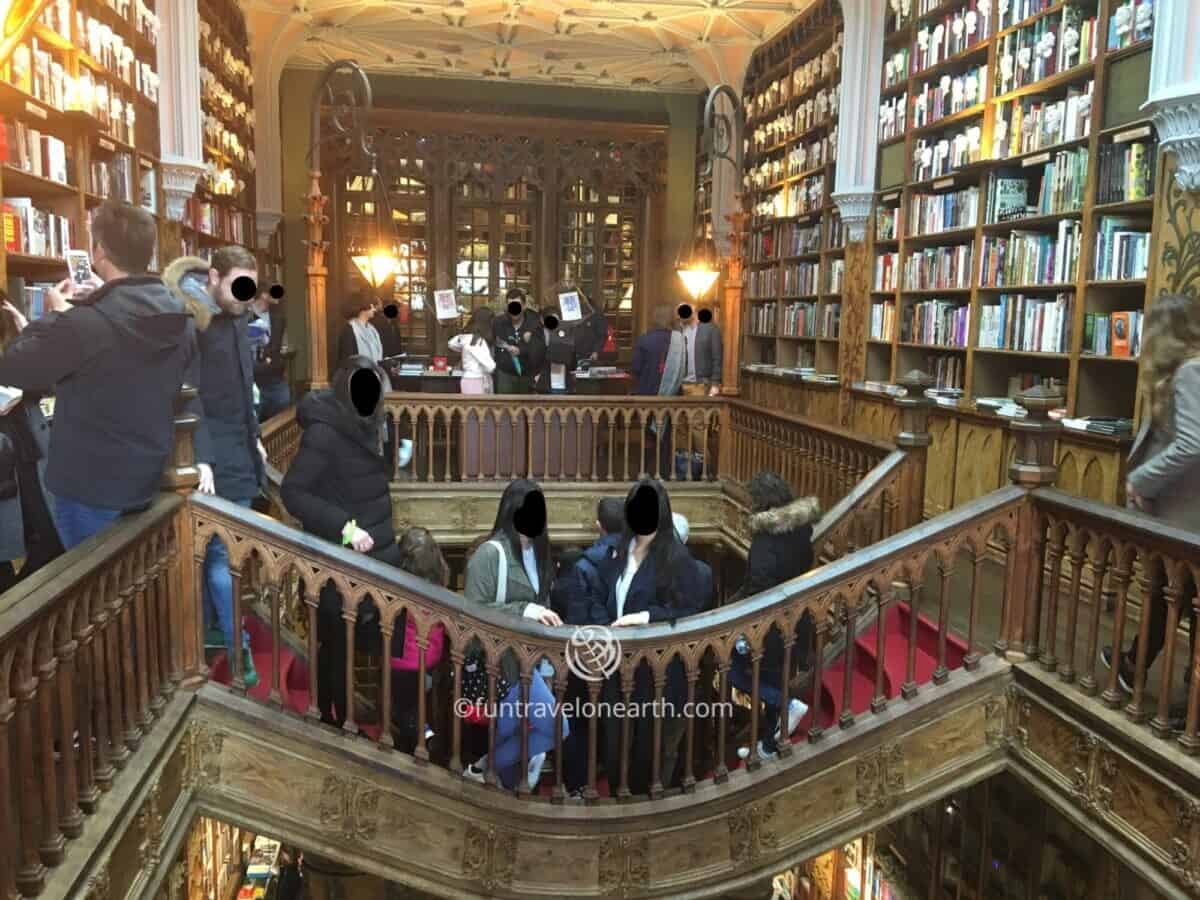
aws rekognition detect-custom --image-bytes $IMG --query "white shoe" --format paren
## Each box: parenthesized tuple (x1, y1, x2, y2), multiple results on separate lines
(463, 759, 486, 783)
(398, 439, 414, 468)
(736, 740, 778, 761)
(527, 751, 546, 787)
(776, 698, 809, 741)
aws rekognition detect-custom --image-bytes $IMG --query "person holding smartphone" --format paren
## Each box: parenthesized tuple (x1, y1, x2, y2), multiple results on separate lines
(491, 288, 545, 395)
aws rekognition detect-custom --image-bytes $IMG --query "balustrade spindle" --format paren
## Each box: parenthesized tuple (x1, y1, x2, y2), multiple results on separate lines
(683, 673, 698, 789)
(517, 673, 531, 798)
(93, 586, 118, 783)
(449, 652, 464, 775)
(379, 622, 395, 752)
(551, 671, 566, 802)
(484, 662, 499, 789)
(808, 621, 826, 742)
(873, 587, 893, 712)
(35, 637, 63, 865)
(746, 651, 763, 770)
(426, 412, 436, 483)
(15, 659, 46, 896)
(269, 583, 282, 709)
(1040, 525, 1067, 672)
(605, 411, 615, 482)
(444, 411, 453, 479)
(341, 606, 359, 737)
(0, 686, 17, 900)
(415, 639, 429, 763)
(617, 672, 632, 799)
(1102, 553, 1134, 709)
(115, 570, 138, 756)
(393, 418, 402, 481)
(54, 625, 82, 840)
(902, 582, 920, 700)
(305, 591, 321, 723)
(933, 557, 952, 685)
(1182, 599, 1200, 754)
(1126, 560, 1158, 723)
(74, 604, 98, 813)
(230, 563, 246, 695)
(840, 602, 857, 728)
(1079, 541, 1111, 695)
(714, 663, 729, 784)
(133, 547, 151, 729)
(585, 679, 601, 801)
(149, 549, 168, 709)
(1059, 532, 1087, 683)
(1151, 575, 1186, 738)
(649, 672, 666, 799)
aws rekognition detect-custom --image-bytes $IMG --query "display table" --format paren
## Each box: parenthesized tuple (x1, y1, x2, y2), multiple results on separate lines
(571, 370, 633, 396)
(384, 368, 462, 393)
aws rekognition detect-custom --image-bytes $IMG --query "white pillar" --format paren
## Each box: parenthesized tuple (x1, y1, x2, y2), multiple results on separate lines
(693, 45, 753, 256)
(1143, 0, 1200, 190)
(832, 0, 887, 240)
(157, 0, 205, 219)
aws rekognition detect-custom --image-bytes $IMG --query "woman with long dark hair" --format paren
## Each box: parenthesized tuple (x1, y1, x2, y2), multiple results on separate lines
(588, 478, 710, 794)
(1103, 293, 1200, 728)
(462, 478, 565, 788)
(0, 295, 63, 593)
(448, 306, 497, 395)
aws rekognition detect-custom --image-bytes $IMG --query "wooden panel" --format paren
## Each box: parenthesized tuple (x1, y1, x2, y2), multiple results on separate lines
(1055, 436, 1124, 507)
(923, 414, 958, 520)
(850, 395, 897, 443)
(952, 421, 1004, 507)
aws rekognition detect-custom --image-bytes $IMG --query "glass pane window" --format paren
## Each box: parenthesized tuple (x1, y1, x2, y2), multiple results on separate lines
(455, 205, 491, 302)
(500, 207, 536, 296)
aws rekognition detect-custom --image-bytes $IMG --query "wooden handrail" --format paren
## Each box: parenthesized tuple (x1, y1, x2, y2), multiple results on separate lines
(0, 495, 184, 898)
(725, 397, 895, 456)
(1029, 488, 1200, 754)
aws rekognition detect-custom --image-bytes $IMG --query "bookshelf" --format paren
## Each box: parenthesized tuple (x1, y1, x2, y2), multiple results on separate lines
(0, 0, 163, 308)
(739, 0, 844, 380)
(866, 0, 1157, 427)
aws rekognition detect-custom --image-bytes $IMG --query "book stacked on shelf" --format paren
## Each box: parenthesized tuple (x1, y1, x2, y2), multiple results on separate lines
(978, 292, 1072, 352)
(750, 228, 778, 262)
(992, 82, 1094, 158)
(870, 301, 896, 340)
(820, 303, 841, 338)
(781, 301, 817, 337)
(912, 2, 993, 75)
(827, 259, 845, 293)
(860, 380, 906, 396)
(1061, 416, 1134, 435)
(994, 5, 1099, 96)
(5, 279, 58, 320)
(910, 65, 988, 130)
(879, 93, 907, 142)
(749, 302, 778, 335)
(927, 353, 965, 389)
(1093, 216, 1150, 280)
(913, 126, 983, 180)
(783, 221, 822, 256)
(2, 199, 73, 258)
(782, 262, 819, 296)
(908, 186, 979, 235)
(1005, 373, 1065, 397)
(875, 251, 901, 290)
(903, 299, 970, 346)
(1096, 126, 1157, 203)
(826, 210, 845, 249)
(876, 207, 898, 241)
(1107, 0, 1153, 49)
(1082, 309, 1142, 356)
(904, 245, 974, 290)
(1000, 0, 1057, 29)
(883, 48, 909, 90)
(0, 119, 71, 185)
(747, 267, 778, 299)
(926, 387, 965, 408)
(986, 152, 1088, 221)
(979, 221, 1081, 286)
(89, 154, 135, 203)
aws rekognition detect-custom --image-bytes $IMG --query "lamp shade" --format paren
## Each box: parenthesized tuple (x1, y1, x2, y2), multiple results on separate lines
(351, 248, 399, 290)
(675, 237, 720, 301)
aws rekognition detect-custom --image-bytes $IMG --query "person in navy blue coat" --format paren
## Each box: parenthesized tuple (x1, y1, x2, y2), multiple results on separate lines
(588, 479, 711, 794)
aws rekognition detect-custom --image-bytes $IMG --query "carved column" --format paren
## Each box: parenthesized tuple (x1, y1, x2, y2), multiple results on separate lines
(835, 197, 873, 426)
(720, 209, 747, 396)
(1143, 0, 1200, 191)
(1003, 385, 1065, 661)
(157, 0, 205, 227)
(305, 171, 331, 390)
(162, 385, 204, 685)
(892, 370, 934, 532)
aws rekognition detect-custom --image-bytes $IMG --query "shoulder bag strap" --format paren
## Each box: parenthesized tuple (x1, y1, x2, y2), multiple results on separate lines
(487, 539, 508, 606)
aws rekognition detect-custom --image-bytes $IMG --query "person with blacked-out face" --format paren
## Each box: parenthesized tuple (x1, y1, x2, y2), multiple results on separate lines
(491, 288, 545, 395)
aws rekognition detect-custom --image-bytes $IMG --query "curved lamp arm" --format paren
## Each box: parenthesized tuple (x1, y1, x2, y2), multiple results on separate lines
(703, 83, 744, 177)
(308, 59, 374, 174)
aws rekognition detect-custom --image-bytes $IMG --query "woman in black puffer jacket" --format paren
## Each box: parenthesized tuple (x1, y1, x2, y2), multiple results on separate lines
(729, 471, 820, 760)
(281, 355, 401, 726)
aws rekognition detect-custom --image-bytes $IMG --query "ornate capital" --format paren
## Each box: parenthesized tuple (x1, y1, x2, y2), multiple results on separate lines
(831, 191, 874, 242)
(1146, 94, 1200, 192)
(160, 158, 206, 221)
(256, 209, 282, 250)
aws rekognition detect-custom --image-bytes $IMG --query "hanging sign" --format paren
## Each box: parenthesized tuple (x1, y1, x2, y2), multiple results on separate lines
(434, 289, 458, 320)
(558, 291, 583, 322)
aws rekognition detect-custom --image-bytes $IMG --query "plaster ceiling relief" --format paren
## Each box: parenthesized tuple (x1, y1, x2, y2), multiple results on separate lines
(246, 0, 814, 89)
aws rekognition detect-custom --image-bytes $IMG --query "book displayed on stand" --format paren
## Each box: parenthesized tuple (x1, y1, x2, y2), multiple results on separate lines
(738, 0, 844, 379)
(865, 0, 1157, 425)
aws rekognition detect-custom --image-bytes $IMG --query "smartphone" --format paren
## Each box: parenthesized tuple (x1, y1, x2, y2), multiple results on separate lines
(65, 250, 94, 287)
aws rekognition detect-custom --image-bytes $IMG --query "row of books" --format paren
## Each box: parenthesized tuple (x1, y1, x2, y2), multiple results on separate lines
(910, 65, 987, 130)
(994, 7, 1100, 97)
(1107, 0, 1153, 49)
(787, 135, 835, 177)
(979, 221, 1081, 286)
(828, 259, 845, 294)
(1093, 216, 1150, 280)
(1082, 310, 1141, 357)
(746, 268, 781, 298)
(1095, 128, 1156, 204)
(188, 200, 250, 244)
(2, 199, 74, 258)
(904, 244, 974, 290)
(927, 353, 965, 390)
(977, 292, 1072, 353)
(879, 93, 907, 142)
(875, 251, 901, 291)
(1062, 416, 1134, 436)
(0, 118, 71, 185)
(870, 301, 896, 341)
(908, 186, 979, 235)
(876, 207, 899, 242)
(911, 2, 994, 75)
(912, 125, 983, 181)
(749, 220, 824, 262)
(89, 154, 136, 204)
(5, 277, 57, 321)
(780, 301, 817, 337)
(781, 262, 820, 296)
(821, 302, 841, 338)
(999, 0, 1058, 30)
(749, 176, 826, 220)
(993, 82, 1093, 159)
(883, 48, 909, 90)
(6, 38, 68, 110)
(985, 149, 1089, 222)
(903, 300, 970, 347)
(748, 302, 777, 334)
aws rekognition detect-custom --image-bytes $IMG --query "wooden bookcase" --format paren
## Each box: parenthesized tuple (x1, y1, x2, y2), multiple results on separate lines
(0, 0, 163, 304)
(738, 0, 845, 379)
(864, 0, 1157, 425)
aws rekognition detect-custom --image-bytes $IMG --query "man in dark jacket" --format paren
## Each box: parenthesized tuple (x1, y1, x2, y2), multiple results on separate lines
(280, 356, 403, 726)
(492, 288, 545, 394)
(249, 285, 290, 421)
(567, 497, 624, 625)
(0, 201, 194, 548)
(166, 246, 266, 688)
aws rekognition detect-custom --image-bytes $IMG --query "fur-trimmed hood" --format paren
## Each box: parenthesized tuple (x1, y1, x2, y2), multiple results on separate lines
(162, 256, 214, 332)
(748, 496, 820, 535)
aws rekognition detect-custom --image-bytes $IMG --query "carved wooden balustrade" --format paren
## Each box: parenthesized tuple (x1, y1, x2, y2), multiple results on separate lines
(1027, 488, 1200, 754)
(260, 405, 300, 481)
(0, 496, 183, 899)
(187, 485, 1020, 804)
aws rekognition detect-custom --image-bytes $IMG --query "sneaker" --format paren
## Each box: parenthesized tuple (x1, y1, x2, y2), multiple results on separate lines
(398, 439, 414, 468)
(463, 761, 486, 783)
(241, 650, 259, 689)
(1100, 646, 1135, 694)
(528, 752, 546, 787)
(776, 698, 809, 742)
(736, 740, 778, 762)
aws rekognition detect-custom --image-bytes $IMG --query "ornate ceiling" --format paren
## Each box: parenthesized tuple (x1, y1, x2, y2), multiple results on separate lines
(244, 0, 812, 90)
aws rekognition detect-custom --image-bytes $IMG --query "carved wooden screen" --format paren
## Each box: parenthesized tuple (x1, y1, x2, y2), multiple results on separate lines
(389, 172, 430, 347)
(453, 172, 540, 311)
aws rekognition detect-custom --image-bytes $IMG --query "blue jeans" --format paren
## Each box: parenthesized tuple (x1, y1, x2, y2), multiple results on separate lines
(204, 498, 254, 651)
(494, 676, 567, 789)
(54, 496, 123, 550)
(257, 379, 291, 422)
